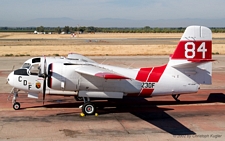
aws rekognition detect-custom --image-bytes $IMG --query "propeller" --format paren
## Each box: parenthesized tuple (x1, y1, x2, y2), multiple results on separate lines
(39, 58, 48, 104)
(6, 65, 15, 84)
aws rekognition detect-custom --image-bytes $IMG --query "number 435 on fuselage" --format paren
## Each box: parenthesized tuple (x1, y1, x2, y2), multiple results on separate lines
(7, 25, 214, 115)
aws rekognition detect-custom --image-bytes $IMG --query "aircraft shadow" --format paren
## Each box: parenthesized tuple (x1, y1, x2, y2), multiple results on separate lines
(131, 93, 225, 135)
(96, 98, 196, 135)
(20, 93, 225, 135)
(206, 93, 225, 102)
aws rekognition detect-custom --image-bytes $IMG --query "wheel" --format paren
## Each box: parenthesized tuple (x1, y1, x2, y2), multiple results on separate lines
(82, 102, 96, 115)
(13, 102, 20, 110)
(74, 96, 83, 101)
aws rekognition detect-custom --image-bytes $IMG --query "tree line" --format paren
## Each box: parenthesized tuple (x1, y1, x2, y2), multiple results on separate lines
(1, 26, 225, 33)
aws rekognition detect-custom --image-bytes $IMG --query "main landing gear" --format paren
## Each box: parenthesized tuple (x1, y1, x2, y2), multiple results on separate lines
(80, 97, 97, 116)
(172, 94, 180, 102)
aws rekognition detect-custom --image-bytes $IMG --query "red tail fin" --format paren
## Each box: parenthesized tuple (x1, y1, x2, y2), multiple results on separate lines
(171, 26, 212, 60)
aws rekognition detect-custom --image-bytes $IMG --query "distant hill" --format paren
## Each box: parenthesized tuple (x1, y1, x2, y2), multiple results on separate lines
(1, 18, 225, 27)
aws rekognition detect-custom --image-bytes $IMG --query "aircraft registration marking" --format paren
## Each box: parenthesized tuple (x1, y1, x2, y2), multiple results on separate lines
(142, 82, 155, 89)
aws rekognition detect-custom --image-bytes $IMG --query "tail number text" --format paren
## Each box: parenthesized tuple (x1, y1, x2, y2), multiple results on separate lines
(185, 42, 207, 59)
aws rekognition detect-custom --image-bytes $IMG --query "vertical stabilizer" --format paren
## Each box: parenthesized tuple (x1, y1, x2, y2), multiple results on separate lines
(169, 26, 213, 85)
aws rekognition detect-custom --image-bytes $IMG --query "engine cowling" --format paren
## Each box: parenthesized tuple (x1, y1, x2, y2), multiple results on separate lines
(47, 63, 79, 91)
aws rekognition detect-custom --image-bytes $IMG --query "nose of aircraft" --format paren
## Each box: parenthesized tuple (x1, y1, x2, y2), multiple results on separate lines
(7, 71, 14, 86)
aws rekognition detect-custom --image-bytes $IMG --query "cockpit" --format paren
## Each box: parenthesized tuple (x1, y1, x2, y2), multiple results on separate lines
(20, 57, 41, 76)
(21, 57, 41, 68)
(17, 54, 96, 77)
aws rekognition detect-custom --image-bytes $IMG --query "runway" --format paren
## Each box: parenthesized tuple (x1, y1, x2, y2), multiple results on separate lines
(0, 56, 225, 140)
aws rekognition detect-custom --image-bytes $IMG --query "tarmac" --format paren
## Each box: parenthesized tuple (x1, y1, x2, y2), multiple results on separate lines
(0, 56, 225, 141)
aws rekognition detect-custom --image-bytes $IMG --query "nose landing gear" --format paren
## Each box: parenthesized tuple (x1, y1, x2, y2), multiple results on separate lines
(9, 88, 21, 110)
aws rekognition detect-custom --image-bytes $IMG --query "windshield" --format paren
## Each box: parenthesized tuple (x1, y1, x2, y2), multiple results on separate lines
(22, 63, 31, 69)
(14, 69, 29, 76)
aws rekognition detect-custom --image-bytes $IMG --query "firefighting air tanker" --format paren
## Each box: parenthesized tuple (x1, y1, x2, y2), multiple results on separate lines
(7, 26, 213, 115)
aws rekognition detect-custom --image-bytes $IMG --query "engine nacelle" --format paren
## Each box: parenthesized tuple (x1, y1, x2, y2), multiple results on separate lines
(47, 63, 79, 91)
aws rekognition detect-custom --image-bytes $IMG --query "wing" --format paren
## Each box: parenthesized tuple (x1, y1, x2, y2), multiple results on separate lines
(67, 53, 96, 63)
(75, 65, 128, 79)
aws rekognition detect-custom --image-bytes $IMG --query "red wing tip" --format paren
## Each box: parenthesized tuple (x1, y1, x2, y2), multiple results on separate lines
(95, 72, 128, 79)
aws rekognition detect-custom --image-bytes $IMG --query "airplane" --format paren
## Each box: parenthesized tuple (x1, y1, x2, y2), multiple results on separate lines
(7, 25, 213, 115)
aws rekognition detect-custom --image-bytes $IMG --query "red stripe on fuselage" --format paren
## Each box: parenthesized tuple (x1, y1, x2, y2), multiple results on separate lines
(139, 89, 154, 97)
(135, 68, 153, 82)
(136, 65, 167, 96)
(147, 65, 167, 82)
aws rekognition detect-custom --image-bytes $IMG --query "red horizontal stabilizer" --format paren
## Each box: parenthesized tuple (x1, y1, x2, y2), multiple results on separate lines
(95, 72, 128, 79)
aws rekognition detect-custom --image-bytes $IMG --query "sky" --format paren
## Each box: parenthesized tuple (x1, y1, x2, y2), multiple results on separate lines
(0, 0, 225, 27)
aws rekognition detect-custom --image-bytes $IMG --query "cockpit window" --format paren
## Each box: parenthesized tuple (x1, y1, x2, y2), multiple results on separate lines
(14, 69, 29, 76)
(32, 58, 41, 63)
(30, 64, 40, 75)
(22, 63, 31, 69)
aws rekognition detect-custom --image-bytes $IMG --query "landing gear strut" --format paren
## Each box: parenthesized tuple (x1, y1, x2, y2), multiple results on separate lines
(74, 95, 88, 102)
(172, 94, 180, 102)
(74, 95, 83, 101)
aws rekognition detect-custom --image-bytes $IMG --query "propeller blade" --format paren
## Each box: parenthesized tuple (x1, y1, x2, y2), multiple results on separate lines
(44, 58, 47, 75)
(6, 77, 8, 84)
(6, 65, 15, 84)
(43, 76, 46, 105)
(38, 57, 48, 104)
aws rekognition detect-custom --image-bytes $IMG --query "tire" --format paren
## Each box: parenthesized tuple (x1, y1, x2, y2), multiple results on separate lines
(82, 102, 96, 115)
(13, 102, 20, 110)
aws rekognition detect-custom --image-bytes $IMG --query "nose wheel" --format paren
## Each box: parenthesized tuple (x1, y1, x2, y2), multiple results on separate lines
(13, 102, 20, 110)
